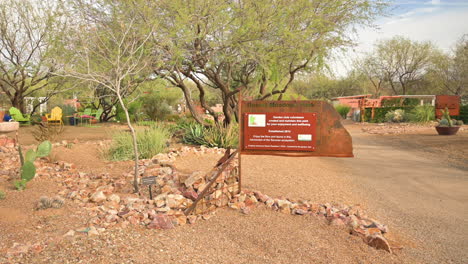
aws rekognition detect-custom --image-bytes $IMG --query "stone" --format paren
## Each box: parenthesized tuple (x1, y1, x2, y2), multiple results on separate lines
(184, 171, 204, 187)
(254, 191, 269, 202)
(90, 191, 106, 203)
(293, 209, 308, 215)
(265, 199, 274, 208)
(147, 214, 175, 229)
(107, 194, 121, 203)
(330, 218, 345, 226)
(241, 206, 251, 215)
(277, 199, 291, 209)
(64, 230, 75, 237)
(88, 226, 99, 236)
(182, 189, 198, 201)
(366, 234, 392, 253)
(348, 215, 360, 229)
(187, 215, 197, 224)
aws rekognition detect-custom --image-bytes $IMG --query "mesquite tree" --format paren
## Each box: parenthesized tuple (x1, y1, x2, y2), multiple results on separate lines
(59, 1, 153, 192)
(136, 0, 387, 125)
(0, 0, 67, 114)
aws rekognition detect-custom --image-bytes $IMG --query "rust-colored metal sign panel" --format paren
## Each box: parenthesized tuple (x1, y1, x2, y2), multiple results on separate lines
(239, 100, 353, 157)
(435, 95, 460, 118)
(243, 112, 317, 151)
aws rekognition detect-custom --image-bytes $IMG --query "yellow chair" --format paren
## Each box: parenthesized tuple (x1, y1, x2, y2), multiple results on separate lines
(45, 106, 64, 126)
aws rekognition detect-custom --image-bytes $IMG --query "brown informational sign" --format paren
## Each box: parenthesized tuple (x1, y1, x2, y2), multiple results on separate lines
(435, 95, 460, 118)
(239, 100, 353, 157)
(243, 112, 317, 151)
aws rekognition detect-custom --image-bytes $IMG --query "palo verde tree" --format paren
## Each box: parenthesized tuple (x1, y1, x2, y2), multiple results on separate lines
(0, 0, 67, 114)
(137, 0, 387, 125)
(59, 0, 154, 192)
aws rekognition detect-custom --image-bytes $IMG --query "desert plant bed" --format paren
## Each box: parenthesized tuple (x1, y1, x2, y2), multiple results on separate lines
(0, 143, 395, 259)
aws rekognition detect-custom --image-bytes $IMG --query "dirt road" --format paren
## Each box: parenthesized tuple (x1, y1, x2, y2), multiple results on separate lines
(243, 124, 468, 264)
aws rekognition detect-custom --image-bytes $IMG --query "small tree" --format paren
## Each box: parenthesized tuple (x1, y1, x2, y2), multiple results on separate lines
(59, 0, 154, 192)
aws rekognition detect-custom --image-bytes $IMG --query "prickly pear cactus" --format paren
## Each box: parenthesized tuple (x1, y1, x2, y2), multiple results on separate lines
(21, 161, 36, 182)
(456, 120, 464, 126)
(25, 149, 37, 163)
(36, 140, 52, 157)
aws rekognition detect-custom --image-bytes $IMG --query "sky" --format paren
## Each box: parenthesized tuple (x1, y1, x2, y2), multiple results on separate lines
(332, 0, 468, 76)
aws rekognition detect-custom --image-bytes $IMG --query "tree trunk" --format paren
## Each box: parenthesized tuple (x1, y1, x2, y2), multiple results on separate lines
(179, 86, 205, 124)
(11, 93, 26, 113)
(116, 90, 139, 193)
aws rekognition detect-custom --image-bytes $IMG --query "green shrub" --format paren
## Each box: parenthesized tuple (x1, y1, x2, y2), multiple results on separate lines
(203, 124, 239, 148)
(108, 124, 170, 161)
(364, 106, 416, 123)
(180, 120, 239, 148)
(409, 105, 435, 123)
(116, 101, 145, 122)
(334, 104, 351, 119)
(459, 105, 468, 124)
(0, 190, 5, 200)
(385, 109, 407, 123)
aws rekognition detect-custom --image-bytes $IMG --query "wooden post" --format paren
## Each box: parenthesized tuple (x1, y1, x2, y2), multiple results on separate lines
(238, 90, 242, 194)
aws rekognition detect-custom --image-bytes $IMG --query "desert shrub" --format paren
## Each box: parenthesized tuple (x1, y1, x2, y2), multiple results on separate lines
(182, 122, 206, 146)
(108, 124, 170, 161)
(203, 123, 239, 148)
(408, 105, 435, 123)
(0, 190, 5, 200)
(181, 121, 238, 148)
(334, 104, 351, 119)
(116, 100, 145, 122)
(385, 109, 407, 123)
(136, 120, 156, 126)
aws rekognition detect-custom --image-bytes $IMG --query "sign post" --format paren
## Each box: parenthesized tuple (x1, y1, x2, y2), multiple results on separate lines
(141, 176, 157, 200)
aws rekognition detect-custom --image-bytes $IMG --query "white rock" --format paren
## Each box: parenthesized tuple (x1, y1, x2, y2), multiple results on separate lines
(90, 191, 106, 203)
(64, 230, 75, 237)
(107, 194, 121, 203)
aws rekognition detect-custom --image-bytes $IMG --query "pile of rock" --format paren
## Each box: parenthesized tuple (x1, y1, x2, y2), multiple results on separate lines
(228, 190, 392, 252)
(0, 143, 393, 252)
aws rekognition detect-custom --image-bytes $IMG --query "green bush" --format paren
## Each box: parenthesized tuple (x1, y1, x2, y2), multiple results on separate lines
(459, 105, 468, 124)
(0, 190, 5, 200)
(334, 104, 351, 119)
(408, 105, 435, 123)
(364, 106, 416, 123)
(116, 101, 145, 122)
(108, 124, 170, 161)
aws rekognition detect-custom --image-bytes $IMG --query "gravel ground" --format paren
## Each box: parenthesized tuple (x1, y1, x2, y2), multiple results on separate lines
(3, 122, 466, 263)
(9, 208, 412, 264)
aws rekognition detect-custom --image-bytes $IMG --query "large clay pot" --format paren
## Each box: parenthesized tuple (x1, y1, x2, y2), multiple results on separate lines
(0, 111, 4, 123)
(435, 126, 460, 135)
